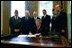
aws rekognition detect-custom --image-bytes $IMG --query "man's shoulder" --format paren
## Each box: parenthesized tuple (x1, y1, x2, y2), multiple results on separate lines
(46, 15, 50, 17)
(22, 16, 25, 19)
(18, 17, 21, 19)
(46, 15, 50, 18)
(42, 16, 44, 18)
(37, 17, 40, 19)
(10, 16, 14, 19)
(60, 11, 66, 14)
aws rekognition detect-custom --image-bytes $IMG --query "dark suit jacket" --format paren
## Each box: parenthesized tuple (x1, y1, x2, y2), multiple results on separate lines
(9, 16, 22, 35)
(28, 16, 40, 34)
(41, 15, 51, 32)
(33, 16, 40, 20)
(32, 16, 40, 24)
(31, 25, 48, 36)
(21, 16, 35, 34)
(51, 11, 67, 35)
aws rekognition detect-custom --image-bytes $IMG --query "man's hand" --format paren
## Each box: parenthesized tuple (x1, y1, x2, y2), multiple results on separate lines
(61, 29, 65, 32)
(14, 29, 20, 32)
(29, 32, 32, 35)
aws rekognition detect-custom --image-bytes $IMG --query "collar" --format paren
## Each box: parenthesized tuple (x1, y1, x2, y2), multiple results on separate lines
(14, 16, 18, 19)
(43, 14, 46, 17)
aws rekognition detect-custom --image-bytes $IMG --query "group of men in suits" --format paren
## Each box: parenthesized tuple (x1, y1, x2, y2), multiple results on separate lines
(9, 4, 67, 38)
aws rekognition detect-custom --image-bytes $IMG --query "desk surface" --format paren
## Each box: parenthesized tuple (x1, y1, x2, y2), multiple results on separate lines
(1, 34, 69, 47)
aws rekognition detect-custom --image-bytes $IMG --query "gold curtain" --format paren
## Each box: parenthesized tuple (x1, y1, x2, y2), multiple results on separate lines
(53, 1, 61, 9)
(2, 1, 11, 35)
(61, 1, 67, 12)
(30, 1, 38, 16)
(1, 1, 3, 35)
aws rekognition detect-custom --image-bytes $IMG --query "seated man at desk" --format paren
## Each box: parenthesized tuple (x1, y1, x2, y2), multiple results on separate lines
(34, 18, 42, 34)
(33, 18, 47, 36)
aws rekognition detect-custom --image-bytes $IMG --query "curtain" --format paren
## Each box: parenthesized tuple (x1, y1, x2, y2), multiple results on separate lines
(2, 1, 11, 35)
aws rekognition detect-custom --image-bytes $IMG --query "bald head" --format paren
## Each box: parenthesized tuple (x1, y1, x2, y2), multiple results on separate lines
(25, 10, 30, 16)
(55, 4, 61, 11)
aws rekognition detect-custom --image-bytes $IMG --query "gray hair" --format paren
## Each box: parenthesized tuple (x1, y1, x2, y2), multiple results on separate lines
(35, 19, 42, 24)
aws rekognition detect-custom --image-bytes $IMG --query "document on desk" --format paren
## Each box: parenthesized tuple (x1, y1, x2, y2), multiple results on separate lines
(18, 35, 28, 37)
(27, 33, 40, 37)
(27, 35, 36, 37)
(18, 35, 36, 38)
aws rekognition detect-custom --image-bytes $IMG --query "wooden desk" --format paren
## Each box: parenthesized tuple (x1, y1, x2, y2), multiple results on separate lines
(1, 34, 69, 47)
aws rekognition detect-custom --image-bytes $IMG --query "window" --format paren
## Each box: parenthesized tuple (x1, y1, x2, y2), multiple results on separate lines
(38, 1, 53, 18)
(11, 1, 25, 18)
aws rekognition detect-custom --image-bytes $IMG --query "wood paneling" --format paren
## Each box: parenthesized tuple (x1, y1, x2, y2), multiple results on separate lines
(1, 1, 3, 34)
(2, 1, 11, 35)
